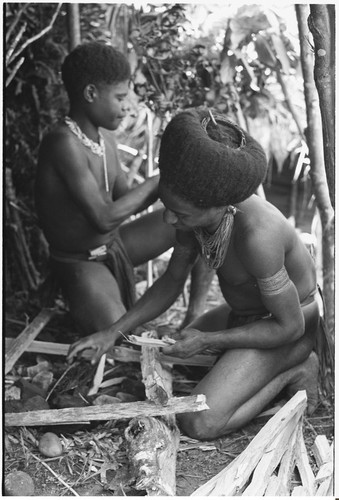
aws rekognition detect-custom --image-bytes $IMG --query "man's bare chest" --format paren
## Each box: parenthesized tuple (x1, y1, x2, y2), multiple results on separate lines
(213, 237, 252, 287)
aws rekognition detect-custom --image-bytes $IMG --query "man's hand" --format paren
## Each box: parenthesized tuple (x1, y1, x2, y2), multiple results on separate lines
(161, 328, 208, 358)
(67, 329, 119, 365)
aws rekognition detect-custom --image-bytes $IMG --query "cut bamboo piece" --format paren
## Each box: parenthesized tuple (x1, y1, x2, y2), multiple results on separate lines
(294, 423, 316, 495)
(125, 331, 180, 496)
(314, 439, 333, 497)
(191, 391, 307, 496)
(315, 461, 333, 483)
(5, 338, 216, 366)
(125, 333, 176, 348)
(315, 475, 333, 496)
(5, 338, 69, 356)
(242, 413, 300, 496)
(312, 434, 332, 467)
(5, 394, 208, 427)
(291, 485, 308, 495)
(5, 308, 56, 374)
(87, 354, 106, 396)
(273, 416, 300, 495)
(263, 474, 279, 496)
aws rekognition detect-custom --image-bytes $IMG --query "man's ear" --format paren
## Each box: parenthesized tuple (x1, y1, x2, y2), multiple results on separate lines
(83, 84, 97, 103)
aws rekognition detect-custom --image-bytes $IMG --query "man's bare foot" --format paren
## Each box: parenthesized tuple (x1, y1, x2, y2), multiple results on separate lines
(286, 352, 319, 415)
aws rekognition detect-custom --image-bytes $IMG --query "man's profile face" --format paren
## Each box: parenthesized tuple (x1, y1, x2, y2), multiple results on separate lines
(159, 181, 221, 232)
(92, 80, 130, 131)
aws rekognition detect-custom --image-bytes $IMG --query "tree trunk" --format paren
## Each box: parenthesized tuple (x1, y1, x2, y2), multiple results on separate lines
(307, 5, 335, 210)
(66, 3, 81, 51)
(296, 4, 334, 399)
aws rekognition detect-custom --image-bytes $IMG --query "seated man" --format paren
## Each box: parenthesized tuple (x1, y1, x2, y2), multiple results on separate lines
(67, 107, 320, 440)
(36, 41, 213, 336)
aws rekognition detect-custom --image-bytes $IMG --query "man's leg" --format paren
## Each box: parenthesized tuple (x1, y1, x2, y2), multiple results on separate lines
(178, 301, 319, 440)
(53, 259, 126, 335)
(119, 209, 176, 266)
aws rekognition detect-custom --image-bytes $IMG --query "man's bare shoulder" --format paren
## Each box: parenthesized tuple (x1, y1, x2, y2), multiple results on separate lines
(236, 196, 289, 240)
(39, 123, 79, 161)
(234, 196, 293, 273)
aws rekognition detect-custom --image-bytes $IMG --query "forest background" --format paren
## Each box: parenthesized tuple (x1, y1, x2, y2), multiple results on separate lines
(4, 2, 335, 398)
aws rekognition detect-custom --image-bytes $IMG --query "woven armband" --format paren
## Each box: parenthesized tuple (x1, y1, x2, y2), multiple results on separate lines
(257, 266, 291, 296)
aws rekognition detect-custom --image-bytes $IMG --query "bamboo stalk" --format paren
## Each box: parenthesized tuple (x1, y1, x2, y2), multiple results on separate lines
(5, 338, 217, 367)
(191, 391, 307, 496)
(242, 414, 300, 496)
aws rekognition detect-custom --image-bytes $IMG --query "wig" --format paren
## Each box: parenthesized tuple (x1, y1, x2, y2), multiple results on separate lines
(159, 107, 268, 208)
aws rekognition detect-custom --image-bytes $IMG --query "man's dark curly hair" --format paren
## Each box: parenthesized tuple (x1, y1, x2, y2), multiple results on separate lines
(61, 41, 131, 101)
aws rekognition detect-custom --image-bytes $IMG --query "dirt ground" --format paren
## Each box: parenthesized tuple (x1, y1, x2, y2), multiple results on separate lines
(4, 270, 334, 496)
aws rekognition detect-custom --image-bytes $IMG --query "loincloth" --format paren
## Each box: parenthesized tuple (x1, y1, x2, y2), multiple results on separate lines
(49, 232, 136, 309)
(227, 311, 271, 329)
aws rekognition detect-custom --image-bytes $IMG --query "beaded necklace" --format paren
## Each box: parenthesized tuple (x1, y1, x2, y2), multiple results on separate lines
(65, 116, 109, 192)
(193, 206, 236, 269)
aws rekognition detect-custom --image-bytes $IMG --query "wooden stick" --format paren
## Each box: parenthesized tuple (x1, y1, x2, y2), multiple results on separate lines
(5, 338, 216, 366)
(140, 331, 173, 405)
(191, 391, 307, 496)
(5, 308, 56, 374)
(5, 394, 208, 427)
(125, 331, 180, 496)
(29, 452, 79, 496)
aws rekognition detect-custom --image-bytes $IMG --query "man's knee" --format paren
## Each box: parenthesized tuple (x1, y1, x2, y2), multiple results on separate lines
(178, 410, 232, 441)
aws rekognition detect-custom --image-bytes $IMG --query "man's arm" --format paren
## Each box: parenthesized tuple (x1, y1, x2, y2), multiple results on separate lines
(164, 229, 306, 358)
(46, 132, 159, 233)
(67, 237, 199, 363)
(165, 283, 305, 359)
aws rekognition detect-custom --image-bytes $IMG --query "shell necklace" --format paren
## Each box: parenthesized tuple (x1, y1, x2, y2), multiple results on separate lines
(65, 116, 109, 192)
(194, 206, 236, 269)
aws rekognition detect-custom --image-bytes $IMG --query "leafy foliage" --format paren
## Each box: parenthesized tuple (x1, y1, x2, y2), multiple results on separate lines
(5, 3, 308, 295)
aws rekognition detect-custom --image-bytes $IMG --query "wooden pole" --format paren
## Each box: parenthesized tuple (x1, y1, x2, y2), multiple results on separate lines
(308, 5, 335, 209)
(66, 3, 81, 51)
(296, 4, 334, 400)
(5, 394, 208, 427)
(5, 308, 56, 375)
(146, 108, 154, 288)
